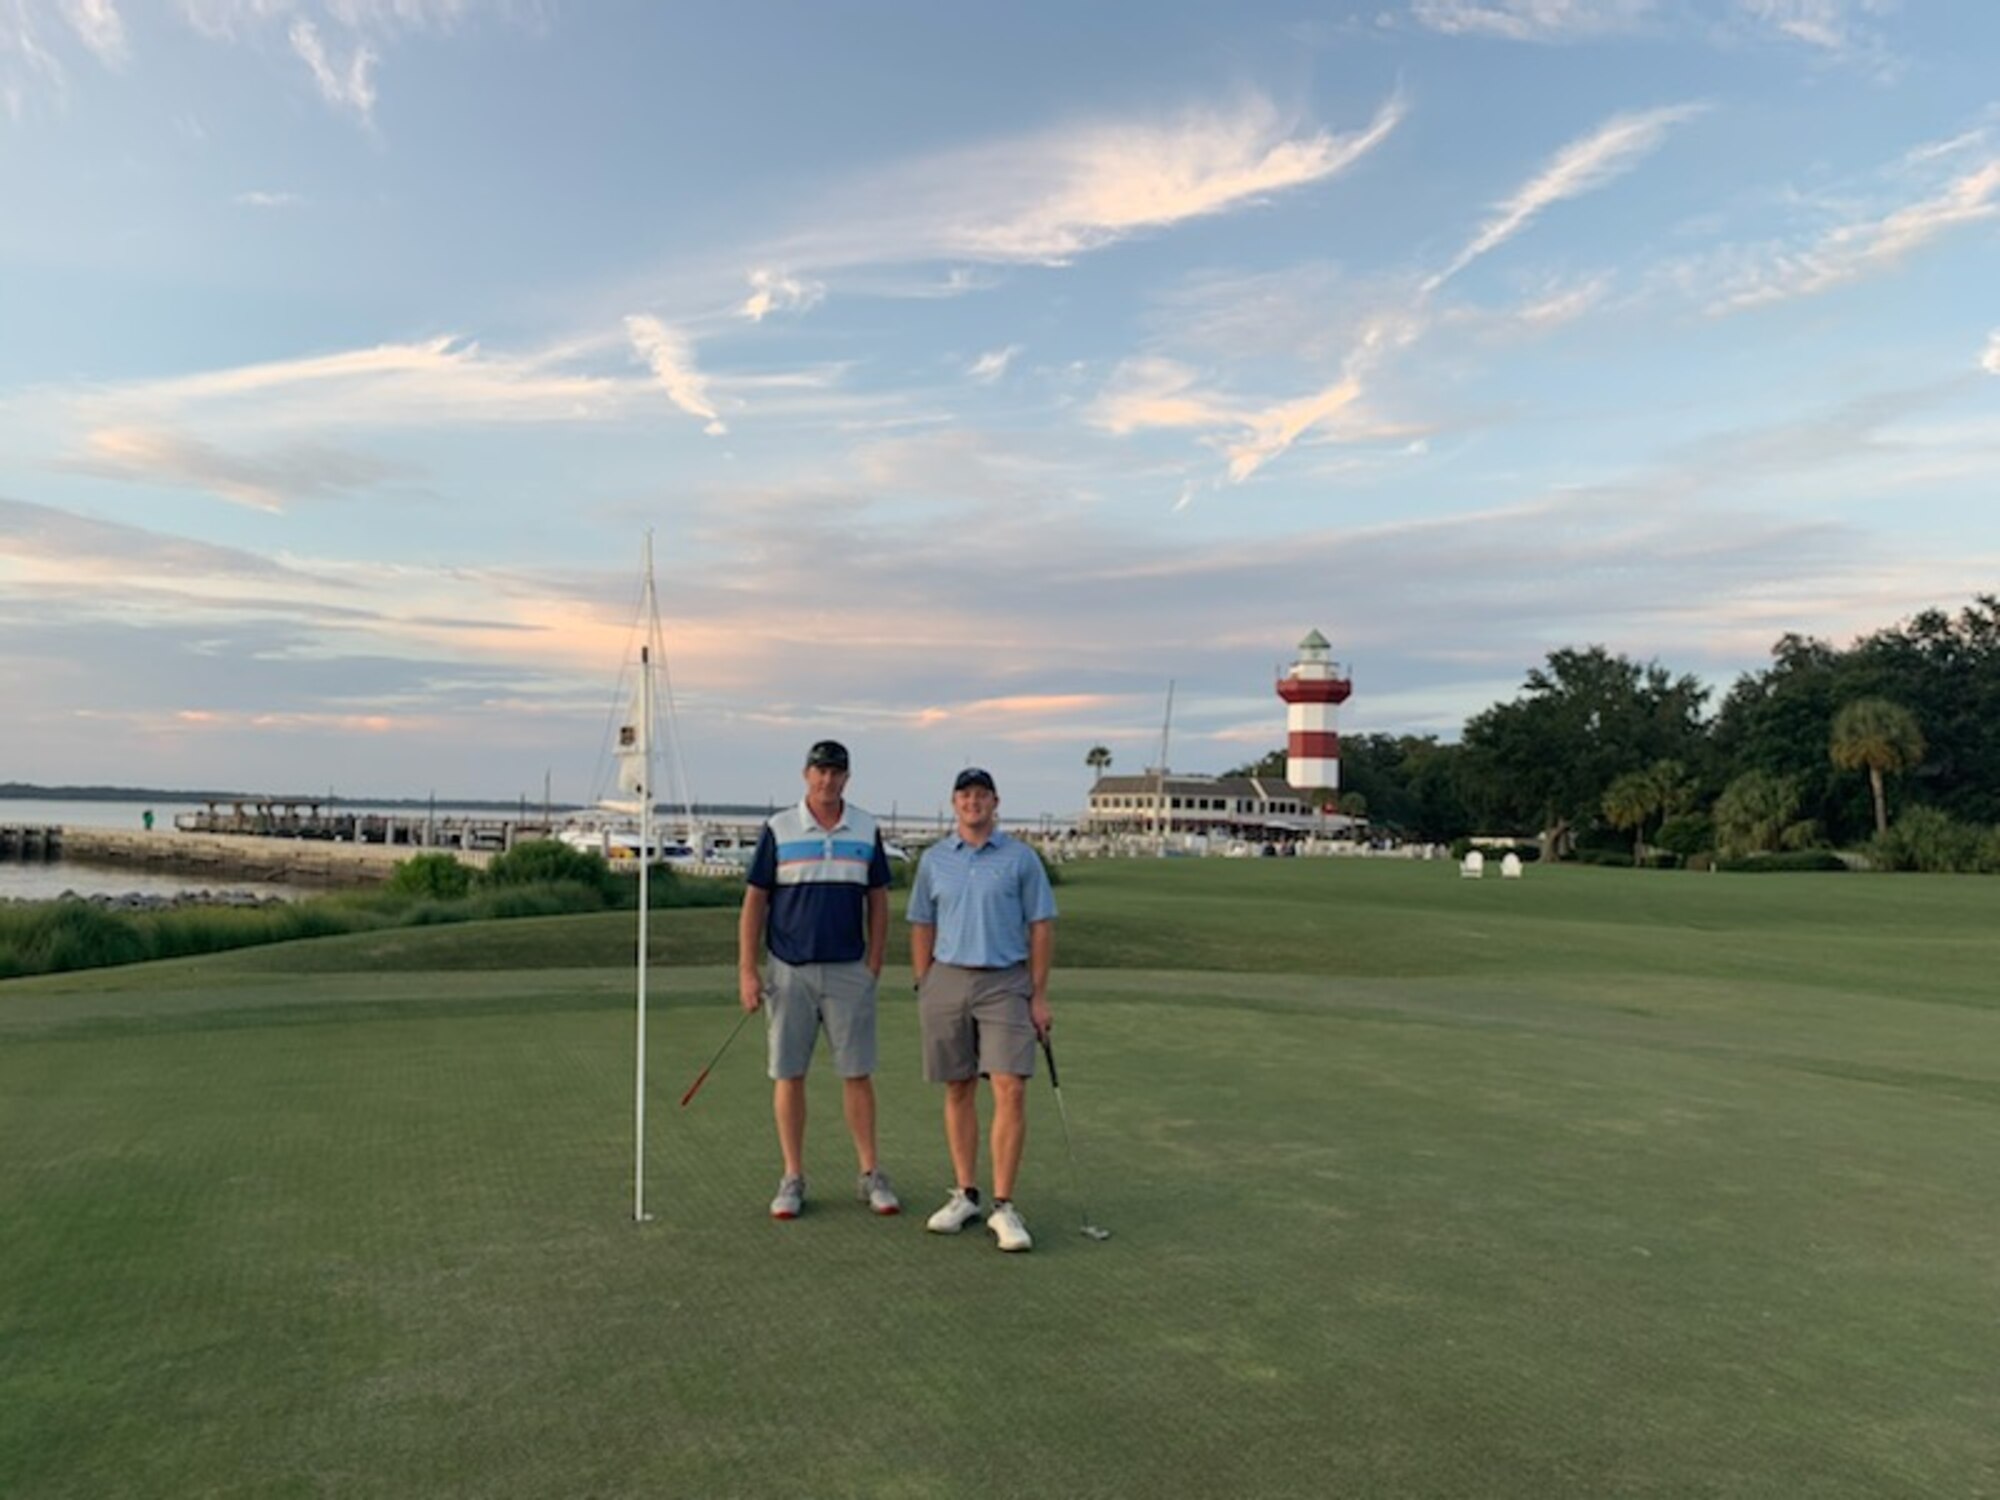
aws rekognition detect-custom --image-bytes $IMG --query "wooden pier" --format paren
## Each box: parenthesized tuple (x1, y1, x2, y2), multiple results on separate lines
(0, 825, 63, 859)
(172, 800, 545, 852)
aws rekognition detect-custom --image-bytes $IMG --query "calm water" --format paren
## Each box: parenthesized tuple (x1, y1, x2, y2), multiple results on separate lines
(0, 797, 510, 904)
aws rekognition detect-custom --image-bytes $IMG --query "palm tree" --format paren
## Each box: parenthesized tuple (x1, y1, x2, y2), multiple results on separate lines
(1646, 758, 1694, 820)
(1085, 745, 1112, 781)
(1829, 698, 1925, 838)
(1714, 770, 1815, 858)
(1601, 770, 1656, 862)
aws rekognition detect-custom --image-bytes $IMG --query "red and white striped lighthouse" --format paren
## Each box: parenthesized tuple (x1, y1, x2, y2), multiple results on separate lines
(1275, 628, 1352, 792)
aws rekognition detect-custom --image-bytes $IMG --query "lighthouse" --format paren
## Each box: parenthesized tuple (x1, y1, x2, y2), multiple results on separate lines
(1275, 629, 1352, 792)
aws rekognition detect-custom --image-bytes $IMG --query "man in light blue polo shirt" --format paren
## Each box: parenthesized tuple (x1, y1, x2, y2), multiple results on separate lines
(739, 740, 898, 1221)
(907, 767, 1057, 1252)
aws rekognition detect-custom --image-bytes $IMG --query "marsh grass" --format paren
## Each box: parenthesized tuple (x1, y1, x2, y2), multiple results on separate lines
(0, 867, 740, 980)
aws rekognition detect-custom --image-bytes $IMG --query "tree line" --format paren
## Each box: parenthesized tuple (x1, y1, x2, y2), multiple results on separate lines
(1210, 596, 2000, 870)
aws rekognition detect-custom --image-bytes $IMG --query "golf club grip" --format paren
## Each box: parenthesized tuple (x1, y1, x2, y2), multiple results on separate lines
(1039, 1034, 1060, 1089)
(678, 1067, 712, 1108)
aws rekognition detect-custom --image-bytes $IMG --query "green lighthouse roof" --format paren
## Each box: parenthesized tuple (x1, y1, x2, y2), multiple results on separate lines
(1299, 628, 1329, 650)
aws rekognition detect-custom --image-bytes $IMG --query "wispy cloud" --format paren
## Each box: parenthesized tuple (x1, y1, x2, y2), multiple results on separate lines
(1704, 157, 2000, 312)
(1408, 0, 1659, 41)
(1087, 358, 1240, 437)
(61, 0, 128, 66)
(1733, 0, 1894, 54)
(2, 4, 72, 119)
(63, 334, 630, 429)
(1479, 273, 1612, 332)
(1426, 103, 1704, 292)
(289, 17, 376, 123)
(1106, 104, 1691, 488)
(69, 427, 409, 511)
(967, 345, 1022, 383)
(765, 90, 1407, 272)
(2, 0, 129, 120)
(1087, 318, 1425, 485)
(623, 315, 727, 434)
(234, 188, 305, 208)
(0, 495, 324, 584)
(741, 268, 825, 322)
(1224, 313, 1425, 481)
(1983, 330, 2000, 376)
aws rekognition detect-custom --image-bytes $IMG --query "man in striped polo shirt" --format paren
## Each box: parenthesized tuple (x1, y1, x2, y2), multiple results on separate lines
(738, 739, 899, 1221)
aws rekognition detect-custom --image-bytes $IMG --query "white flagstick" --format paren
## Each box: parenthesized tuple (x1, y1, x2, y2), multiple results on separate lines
(634, 539, 657, 1222)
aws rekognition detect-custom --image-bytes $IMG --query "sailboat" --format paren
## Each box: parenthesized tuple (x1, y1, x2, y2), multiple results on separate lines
(557, 556, 708, 868)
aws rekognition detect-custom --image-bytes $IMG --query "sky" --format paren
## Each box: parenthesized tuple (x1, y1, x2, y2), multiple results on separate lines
(3, 0, 1998, 820)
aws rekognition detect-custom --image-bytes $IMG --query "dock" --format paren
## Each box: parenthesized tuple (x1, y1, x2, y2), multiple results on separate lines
(0, 825, 63, 858)
(171, 800, 544, 852)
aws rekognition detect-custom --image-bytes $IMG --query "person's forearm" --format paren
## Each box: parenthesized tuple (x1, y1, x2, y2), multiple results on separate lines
(1028, 920, 1054, 997)
(866, 888, 888, 975)
(738, 888, 769, 974)
(910, 923, 935, 982)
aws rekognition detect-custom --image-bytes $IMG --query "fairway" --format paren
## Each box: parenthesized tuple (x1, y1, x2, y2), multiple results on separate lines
(4, 860, 1997, 1498)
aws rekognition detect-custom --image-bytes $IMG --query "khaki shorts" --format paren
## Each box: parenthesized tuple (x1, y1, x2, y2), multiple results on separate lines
(765, 958, 878, 1080)
(918, 962, 1036, 1082)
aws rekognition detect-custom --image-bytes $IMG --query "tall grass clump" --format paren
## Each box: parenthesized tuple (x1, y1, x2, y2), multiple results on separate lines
(0, 900, 151, 977)
(385, 851, 476, 900)
(1867, 805, 1998, 873)
(483, 841, 619, 902)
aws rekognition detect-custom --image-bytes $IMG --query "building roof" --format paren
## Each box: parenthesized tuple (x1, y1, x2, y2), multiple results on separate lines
(1090, 774, 1310, 801)
(1299, 627, 1329, 650)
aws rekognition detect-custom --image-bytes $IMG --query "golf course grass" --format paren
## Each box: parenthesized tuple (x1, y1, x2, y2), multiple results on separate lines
(3, 859, 1996, 1498)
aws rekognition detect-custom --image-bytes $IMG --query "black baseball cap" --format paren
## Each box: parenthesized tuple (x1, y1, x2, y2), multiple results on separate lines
(806, 739, 850, 770)
(953, 767, 996, 793)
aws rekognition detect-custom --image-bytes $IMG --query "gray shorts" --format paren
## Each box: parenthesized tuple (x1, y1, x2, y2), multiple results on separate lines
(765, 959, 878, 1080)
(918, 962, 1037, 1082)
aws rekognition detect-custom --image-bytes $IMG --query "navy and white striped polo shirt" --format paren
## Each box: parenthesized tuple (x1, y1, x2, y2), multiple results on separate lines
(746, 800, 892, 966)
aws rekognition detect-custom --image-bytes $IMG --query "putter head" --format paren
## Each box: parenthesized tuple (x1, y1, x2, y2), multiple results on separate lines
(1081, 1224, 1112, 1241)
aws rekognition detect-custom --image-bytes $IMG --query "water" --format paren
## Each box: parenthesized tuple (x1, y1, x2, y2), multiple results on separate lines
(0, 796, 513, 906)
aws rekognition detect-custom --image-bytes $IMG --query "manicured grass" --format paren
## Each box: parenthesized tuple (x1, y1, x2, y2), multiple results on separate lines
(3, 860, 1997, 1497)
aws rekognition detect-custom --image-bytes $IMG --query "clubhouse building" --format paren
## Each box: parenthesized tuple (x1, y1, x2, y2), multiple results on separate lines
(1081, 629, 1359, 842)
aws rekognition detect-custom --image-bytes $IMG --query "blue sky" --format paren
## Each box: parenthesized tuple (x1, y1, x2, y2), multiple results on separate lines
(3, 0, 1997, 819)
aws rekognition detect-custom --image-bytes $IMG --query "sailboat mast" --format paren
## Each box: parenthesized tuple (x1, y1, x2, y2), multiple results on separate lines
(1155, 679, 1175, 848)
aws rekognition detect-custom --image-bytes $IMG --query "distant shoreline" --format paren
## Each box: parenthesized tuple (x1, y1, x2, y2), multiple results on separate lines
(0, 785, 783, 817)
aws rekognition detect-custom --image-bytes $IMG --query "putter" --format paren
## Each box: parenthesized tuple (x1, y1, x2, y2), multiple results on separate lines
(1039, 1034, 1112, 1241)
(679, 1006, 755, 1108)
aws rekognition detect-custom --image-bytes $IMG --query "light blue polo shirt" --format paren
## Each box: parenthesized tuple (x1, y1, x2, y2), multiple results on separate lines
(906, 830, 1057, 967)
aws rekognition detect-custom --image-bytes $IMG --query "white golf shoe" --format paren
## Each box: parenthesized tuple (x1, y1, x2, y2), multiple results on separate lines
(925, 1188, 984, 1234)
(986, 1201, 1033, 1253)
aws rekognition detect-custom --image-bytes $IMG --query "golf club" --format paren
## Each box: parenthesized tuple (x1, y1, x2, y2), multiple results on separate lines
(679, 1006, 755, 1108)
(1039, 1033, 1112, 1241)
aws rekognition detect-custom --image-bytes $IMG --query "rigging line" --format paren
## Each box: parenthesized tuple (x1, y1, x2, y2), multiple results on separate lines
(650, 603, 698, 829)
(588, 567, 652, 808)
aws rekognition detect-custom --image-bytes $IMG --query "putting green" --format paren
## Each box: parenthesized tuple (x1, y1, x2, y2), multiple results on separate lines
(3, 860, 1996, 1497)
